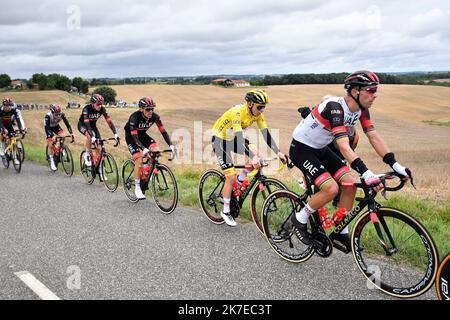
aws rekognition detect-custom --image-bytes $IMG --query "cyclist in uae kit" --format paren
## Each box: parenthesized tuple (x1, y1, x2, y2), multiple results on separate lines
(124, 97, 176, 200)
(289, 70, 412, 250)
(0, 98, 27, 163)
(45, 104, 74, 171)
(78, 94, 120, 166)
(212, 89, 287, 226)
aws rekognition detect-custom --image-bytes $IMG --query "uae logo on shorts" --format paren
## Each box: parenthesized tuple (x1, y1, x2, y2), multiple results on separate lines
(437, 253, 450, 301)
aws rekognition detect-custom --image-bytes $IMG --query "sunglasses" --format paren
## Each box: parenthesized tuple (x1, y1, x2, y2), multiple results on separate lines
(144, 108, 154, 112)
(255, 104, 266, 111)
(363, 87, 378, 94)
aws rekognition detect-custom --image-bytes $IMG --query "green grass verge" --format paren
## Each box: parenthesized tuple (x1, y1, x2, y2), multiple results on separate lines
(22, 143, 449, 264)
(422, 120, 450, 127)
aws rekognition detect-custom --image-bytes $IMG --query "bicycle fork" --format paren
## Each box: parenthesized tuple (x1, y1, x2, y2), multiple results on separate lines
(369, 206, 398, 256)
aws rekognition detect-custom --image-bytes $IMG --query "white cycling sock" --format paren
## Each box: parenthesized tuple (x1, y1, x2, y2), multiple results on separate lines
(296, 203, 315, 224)
(223, 197, 231, 214)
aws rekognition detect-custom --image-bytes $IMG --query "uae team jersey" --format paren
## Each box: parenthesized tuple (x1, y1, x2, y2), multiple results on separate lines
(292, 96, 374, 149)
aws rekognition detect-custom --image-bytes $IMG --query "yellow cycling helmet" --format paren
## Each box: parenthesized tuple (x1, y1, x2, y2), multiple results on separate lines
(245, 89, 269, 105)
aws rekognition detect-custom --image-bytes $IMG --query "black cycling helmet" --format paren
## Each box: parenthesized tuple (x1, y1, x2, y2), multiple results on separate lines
(138, 97, 156, 108)
(2, 98, 14, 106)
(90, 94, 105, 104)
(49, 104, 62, 114)
(245, 89, 269, 105)
(344, 70, 380, 92)
(344, 70, 379, 109)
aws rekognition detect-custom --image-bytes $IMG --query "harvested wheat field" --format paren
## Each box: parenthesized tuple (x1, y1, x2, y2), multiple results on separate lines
(0, 90, 86, 106)
(10, 84, 450, 200)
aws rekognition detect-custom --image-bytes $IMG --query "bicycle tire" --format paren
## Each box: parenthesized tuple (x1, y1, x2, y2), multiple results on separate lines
(12, 144, 22, 173)
(2, 149, 10, 169)
(352, 207, 439, 298)
(198, 169, 226, 224)
(101, 153, 119, 192)
(61, 145, 74, 177)
(122, 159, 139, 203)
(151, 163, 178, 214)
(80, 151, 95, 184)
(17, 139, 25, 162)
(262, 190, 315, 263)
(251, 178, 287, 235)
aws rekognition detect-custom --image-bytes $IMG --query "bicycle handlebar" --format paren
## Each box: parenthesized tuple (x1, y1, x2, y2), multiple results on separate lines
(347, 172, 408, 202)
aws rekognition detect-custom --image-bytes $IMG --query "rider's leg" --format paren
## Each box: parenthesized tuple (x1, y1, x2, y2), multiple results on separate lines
(133, 153, 145, 199)
(213, 136, 238, 226)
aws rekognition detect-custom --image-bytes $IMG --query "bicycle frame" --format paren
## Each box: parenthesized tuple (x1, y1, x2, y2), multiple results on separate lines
(279, 172, 406, 255)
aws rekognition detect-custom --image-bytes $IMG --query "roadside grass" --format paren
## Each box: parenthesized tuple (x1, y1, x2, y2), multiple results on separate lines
(422, 119, 450, 127)
(21, 142, 450, 265)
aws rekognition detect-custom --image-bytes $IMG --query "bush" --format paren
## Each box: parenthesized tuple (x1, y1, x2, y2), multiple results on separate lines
(0, 74, 11, 88)
(93, 86, 117, 104)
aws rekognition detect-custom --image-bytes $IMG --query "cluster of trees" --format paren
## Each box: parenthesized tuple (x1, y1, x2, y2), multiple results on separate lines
(0, 74, 12, 88)
(92, 86, 117, 104)
(249, 73, 402, 86)
(32, 73, 89, 93)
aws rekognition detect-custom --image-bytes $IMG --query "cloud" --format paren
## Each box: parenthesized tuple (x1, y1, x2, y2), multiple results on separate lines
(0, 0, 449, 78)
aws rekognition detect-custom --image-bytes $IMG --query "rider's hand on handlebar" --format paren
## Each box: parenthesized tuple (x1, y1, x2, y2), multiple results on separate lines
(142, 148, 151, 157)
(362, 170, 383, 192)
(277, 152, 287, 164)
(392, 162, 411, 181)
(91, 136, 97, 144)
(251, 155, 261, 169)
(114, 134, 120, 145)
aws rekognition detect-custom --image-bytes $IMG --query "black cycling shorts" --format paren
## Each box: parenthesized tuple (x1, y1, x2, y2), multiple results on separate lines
(78, 121, 101, 140)
(45, 125, 64, 139)
(125, 133, 157, 157)
(212, 136, 250, 176)
(289, 139, 351, 189)
(1, 123, 15, 137)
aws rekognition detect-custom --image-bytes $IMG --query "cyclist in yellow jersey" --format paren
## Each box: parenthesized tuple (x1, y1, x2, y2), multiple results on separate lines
(212, 89, 287, 226)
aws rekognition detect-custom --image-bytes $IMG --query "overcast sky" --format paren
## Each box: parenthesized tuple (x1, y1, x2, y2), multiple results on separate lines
(1, 0, 449, 79)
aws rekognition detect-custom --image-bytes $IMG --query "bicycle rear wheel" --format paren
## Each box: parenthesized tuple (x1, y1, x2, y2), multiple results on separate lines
(61, 145, 74, 177)
(251, 178, 287, 235)
(101, 153, 119, 192)
(80, 151, 95, 184)
(12, 144, 22, 173)
(122, 159, 139, 203)
(198, 169, 225, 224)
(352, 208, 439, 298)
(151, 163, 178, 214)
(262, 190, 314, 263)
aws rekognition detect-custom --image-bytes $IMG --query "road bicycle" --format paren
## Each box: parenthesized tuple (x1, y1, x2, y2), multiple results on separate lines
(1, 130, 25, 173)
(122, 149, 178, 214)
(261, 170, 439, 298)
(80, 138, 119, 192)
(199, 159, 287, 232)
(45, 135, 75, 176)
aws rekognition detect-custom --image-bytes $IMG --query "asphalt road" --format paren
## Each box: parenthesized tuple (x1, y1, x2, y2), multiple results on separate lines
(0, 162, 437, 300)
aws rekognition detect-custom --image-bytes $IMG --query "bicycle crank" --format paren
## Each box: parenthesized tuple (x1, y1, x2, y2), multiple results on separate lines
(311, 232, 333, 258)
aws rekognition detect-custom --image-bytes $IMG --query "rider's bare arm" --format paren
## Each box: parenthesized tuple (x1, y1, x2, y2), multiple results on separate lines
(365, 130, 391, 158)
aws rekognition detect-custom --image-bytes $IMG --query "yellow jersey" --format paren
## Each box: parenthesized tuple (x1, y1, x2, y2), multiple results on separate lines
(213, 103, 268, 140)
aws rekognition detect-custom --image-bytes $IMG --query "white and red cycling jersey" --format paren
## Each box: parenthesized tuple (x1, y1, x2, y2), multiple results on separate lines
(292, 96, 374, 149)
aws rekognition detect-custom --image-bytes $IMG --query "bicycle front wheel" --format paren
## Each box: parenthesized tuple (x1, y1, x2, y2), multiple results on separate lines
(262, 190, 314, 263)
(151, 163, 178, 214)
(101, 153, 119, 192)
(12, 144, 22, 173)
(80, 151, 95, 184)
(61, 145, 74, 177)
(198, 169, 225, 224)
(352, 207, 439, 298)
(17, 139, 25, 162)
(251, 178, 287, 235)
(122, 159, 139, 203)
